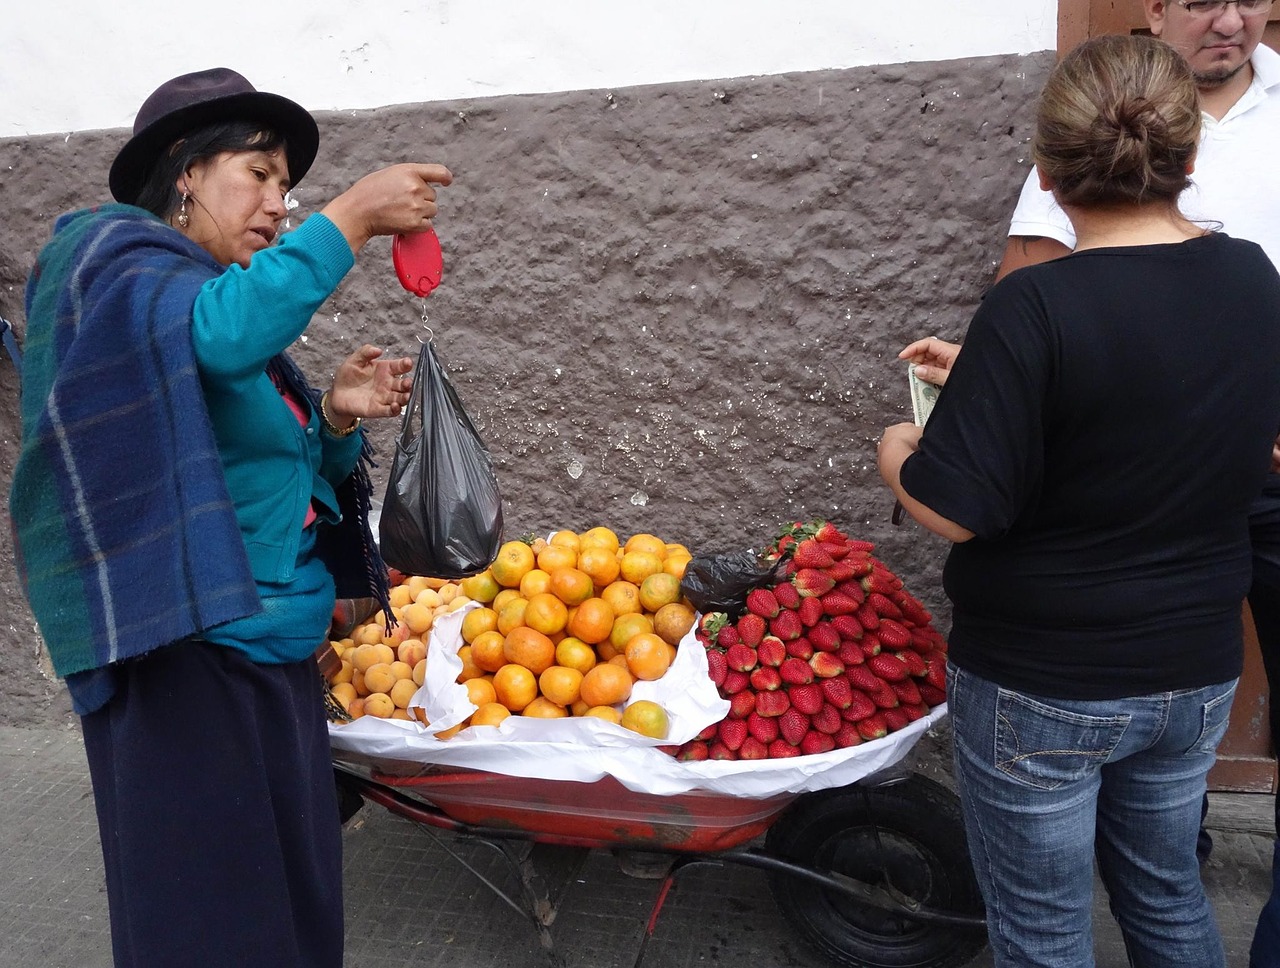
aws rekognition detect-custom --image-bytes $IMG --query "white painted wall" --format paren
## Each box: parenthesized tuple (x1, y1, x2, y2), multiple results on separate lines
(4, 0, 1056, 138)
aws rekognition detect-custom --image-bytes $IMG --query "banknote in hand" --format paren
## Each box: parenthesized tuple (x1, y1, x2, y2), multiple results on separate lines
(908, 363, 940, 427)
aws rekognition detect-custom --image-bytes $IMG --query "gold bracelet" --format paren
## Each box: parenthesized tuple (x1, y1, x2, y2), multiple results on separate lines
(319, 391, 361, 437)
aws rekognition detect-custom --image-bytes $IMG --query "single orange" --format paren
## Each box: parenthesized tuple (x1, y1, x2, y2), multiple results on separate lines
(624, 533, 668, 558)
(493, 664, 538, 711)
(582, 705, 623, 725)
(503, 626, 557, 674)
(491, 540, 536, 588)
(652, 602, 694, 645)
(522, 696, 570, 719)
(619, 552, 664, 586)
(609, 611, 654, 651)
(539, 665, 584, 707)
(577, 545, 621, 589)
(548, 567, 594, 606)
(549, 530, 582, 552)
(663, 556, 691, 580)
(555, 637, 598, 675)
(625, 632, 672, 681)
(492, 588, 523, 614)
(455, 646, 485, 682)
(578, 526, 620, 553)
(458, 570, 500, 604)
(595, 640, 620, 661)
(601, 580, 642, 617)
(537, 544, 578, 574)
(496, 597, 528, 636)
(465, 677, 498, 708)
(567, 597, 616, 644)
(665, 542, 690, 559)
(461, 607, 499, 644)
(470, 630, 508, 673)
(471, 702, 511, 727)
(581, 662, 634, 707)
(519, 568, 553, 598)
(524, 592, 569, 635)
(639, 573, 682, 612)
(620, 699, 669, 739)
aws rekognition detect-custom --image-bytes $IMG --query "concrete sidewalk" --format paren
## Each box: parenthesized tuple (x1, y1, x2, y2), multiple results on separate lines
(1, 723, 1273, 968)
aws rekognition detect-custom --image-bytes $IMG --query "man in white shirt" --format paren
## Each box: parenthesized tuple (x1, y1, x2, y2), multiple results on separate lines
(902, 4, 1280, 965)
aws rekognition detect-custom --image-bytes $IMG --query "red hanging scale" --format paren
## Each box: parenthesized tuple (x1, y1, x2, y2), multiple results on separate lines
(392, 226, 444, 298)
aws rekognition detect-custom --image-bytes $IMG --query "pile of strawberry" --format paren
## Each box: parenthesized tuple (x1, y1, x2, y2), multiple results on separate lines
(674, 520, 948, 761)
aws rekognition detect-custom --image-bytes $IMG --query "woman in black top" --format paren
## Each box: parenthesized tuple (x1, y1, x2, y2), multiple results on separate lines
(878, 34, 1280, 968)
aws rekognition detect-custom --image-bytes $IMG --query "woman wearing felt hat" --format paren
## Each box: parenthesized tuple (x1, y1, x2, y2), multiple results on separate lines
(10, 67, 450, 966)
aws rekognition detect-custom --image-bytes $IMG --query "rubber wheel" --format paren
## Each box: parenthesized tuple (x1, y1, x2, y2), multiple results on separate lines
(764, 774, 987, 968)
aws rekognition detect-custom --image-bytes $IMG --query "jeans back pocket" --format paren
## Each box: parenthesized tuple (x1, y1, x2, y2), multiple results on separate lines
(995, 689, 1131, 791)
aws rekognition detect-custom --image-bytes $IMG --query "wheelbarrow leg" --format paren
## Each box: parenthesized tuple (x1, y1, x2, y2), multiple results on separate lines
(630, 856, 721, 968)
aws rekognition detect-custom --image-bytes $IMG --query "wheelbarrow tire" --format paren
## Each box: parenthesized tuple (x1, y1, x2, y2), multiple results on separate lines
(764, 773, 986, 968)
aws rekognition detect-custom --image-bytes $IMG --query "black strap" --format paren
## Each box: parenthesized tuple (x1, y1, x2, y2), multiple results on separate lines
(0, 316, 21, 375)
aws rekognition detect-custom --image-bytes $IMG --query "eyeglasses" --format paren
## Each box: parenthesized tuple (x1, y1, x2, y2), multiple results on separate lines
(1175, 0, 1274, 16)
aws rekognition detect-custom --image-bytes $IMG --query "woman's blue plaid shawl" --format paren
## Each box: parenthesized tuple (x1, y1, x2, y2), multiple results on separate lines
(11, 205, 388, 678)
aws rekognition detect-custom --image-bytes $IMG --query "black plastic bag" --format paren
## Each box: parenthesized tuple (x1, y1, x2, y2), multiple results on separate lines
(379, 339, 504, 579)
(679, 550, 785, 619)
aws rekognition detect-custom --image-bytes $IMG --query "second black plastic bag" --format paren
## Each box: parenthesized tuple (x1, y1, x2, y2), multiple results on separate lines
(379, 339, 504, 579)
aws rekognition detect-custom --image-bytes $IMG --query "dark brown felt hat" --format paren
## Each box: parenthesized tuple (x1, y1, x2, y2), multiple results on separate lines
(109, 67, 319, 204)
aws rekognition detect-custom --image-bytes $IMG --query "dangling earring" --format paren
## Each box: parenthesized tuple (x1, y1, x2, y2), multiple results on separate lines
(176, 192, 190, 229)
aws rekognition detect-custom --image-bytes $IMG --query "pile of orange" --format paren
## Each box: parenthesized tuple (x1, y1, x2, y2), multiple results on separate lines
(327, 574, 473, 722)
(444, 527, 697, 740)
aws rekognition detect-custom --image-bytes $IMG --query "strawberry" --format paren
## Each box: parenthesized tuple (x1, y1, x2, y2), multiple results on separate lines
(835, 580, 868, 604)
(699, 611, 728, 639)
(801, 730, 837, 755)
(857, 713, 889, 741)
(893, 649, 927, 678)
(909, 627, 937, 651)
(820, 676, 854, 709)
(902, 701, 930, 722)
(728, 690, 757, 718)
(813, 521, 847, 544)
(772, 581, 801, 610)
(882, 708, 910, 732)
(809, 652, 845, 679)
(787, 683, 824, 715)
(831, 614, 863, 641)
(717, 718, 748, 751)
(855, 602, 881, 631)
(845, 539, 877, 554)
(846, 665, 884, 693)
(821, 591, 860, 617)
(721, 670, 751, 695)
(895, 593, 932, 626)
(798, 596, 826, 628)
(768, 739, 802, 759)
(820, 540, 850, 561)
(747, 711, 779, 744)
(812, 703, 843, 735)
(756, 635, 787, 668)
(891, 678, 923, 706)
(844, 554, 875, 578)
(837, 640, 866, 666)
(794, 568, 836, 598)
(833, 722, 863, 749)
(786, 638, 815, 660)
(924, 658, 947, 691)
(859, 634, 882, 658)
(769, 610, 804, 642)
(739, 736, 770, 760)
(779, 656, 815, 685)
(808, 623, 841, 653)
(726, 643, 758, 673)
(696, 722, 720, 742)
(844, 689, 879, 721)
(824, 559, 861, 583)
(869, 683, 901, 709)
(677, 741, 710, 761)
(746, 587, 781, 619)
(715, 624, 742, 649)
(750, 666, 782, 692)
(919, 682, 948, 707)
(708, 740, 737, 760)
(868, 653, 909, 683)
(867, 591, 902, 618)
(778, 708, 811, 746)
(755, 690, 792, 718)
(705, 649, 729, 687)
(736, 613, 767, 648)
(792, 538, 835, 569)
(861, 571, 900, 595)
(877, 619, 911, 650)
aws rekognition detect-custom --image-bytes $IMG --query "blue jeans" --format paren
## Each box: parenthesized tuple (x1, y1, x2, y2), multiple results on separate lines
(947, 664, 1236, 968)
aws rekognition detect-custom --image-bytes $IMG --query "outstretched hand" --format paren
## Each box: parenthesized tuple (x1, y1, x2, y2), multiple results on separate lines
(328, 345, 415, 422)
(900, 337, 962, 388)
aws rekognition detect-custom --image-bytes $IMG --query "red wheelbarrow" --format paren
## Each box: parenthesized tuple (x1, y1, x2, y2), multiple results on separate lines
(332, 753, 988, 968)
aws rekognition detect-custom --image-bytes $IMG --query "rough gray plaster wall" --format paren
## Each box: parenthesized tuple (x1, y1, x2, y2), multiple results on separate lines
(0, 52, 1053, 732)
